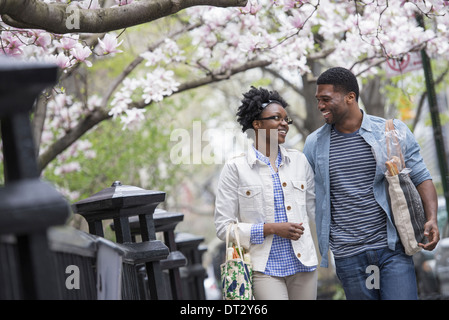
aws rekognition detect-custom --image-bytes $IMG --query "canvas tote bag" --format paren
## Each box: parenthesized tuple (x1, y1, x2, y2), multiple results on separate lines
(385, 119, 428, 255)
(220, 223, 253, 300)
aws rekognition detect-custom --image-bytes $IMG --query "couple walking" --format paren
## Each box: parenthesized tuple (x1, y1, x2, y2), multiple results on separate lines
(214, 67, 439, 300)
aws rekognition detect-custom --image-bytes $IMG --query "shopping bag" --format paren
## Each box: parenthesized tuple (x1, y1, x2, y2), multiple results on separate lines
(384, 119, 428, 255)
(220, 223, 253, 300)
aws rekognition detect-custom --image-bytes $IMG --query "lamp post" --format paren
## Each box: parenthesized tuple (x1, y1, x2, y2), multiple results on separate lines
(416, 13, 449, 223)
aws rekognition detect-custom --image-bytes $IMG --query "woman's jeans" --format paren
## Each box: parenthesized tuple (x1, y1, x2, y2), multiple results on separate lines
(334, 244, 418, 300)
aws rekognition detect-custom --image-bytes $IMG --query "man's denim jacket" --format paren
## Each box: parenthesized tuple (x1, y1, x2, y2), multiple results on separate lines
(303, 111, 432, 267)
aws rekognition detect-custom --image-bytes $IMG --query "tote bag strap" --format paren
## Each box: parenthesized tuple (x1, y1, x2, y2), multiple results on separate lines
(225, 223, 232, 253)
(224, 223, 243, 259)
(224, 223, 251, 281)
(232, 224, 251, 282)
(385, 119, 405, 168)
(223, 223, 232, 275)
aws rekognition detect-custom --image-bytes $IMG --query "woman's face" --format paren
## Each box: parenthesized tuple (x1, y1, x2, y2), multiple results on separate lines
(253, 103, 289, 146)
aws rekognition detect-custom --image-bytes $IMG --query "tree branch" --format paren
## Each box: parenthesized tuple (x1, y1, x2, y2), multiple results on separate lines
(37, 59, 270, 172)
(101, 21, 201, 108)
(0, 0, 248, 34)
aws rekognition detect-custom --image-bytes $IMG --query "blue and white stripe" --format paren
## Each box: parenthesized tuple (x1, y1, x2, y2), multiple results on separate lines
(329, 127, 387, 258)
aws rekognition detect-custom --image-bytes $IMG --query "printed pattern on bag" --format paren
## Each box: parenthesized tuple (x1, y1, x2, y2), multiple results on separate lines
(220, 259, 253, 300)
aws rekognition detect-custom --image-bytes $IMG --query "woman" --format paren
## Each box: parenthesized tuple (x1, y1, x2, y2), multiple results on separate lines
(214, 86, 318, 300)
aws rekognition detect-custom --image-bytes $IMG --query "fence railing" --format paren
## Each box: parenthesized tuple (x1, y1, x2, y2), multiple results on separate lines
(0, 57, 208, 300)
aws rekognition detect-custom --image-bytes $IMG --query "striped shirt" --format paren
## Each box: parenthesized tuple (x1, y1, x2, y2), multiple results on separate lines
(250, 146, 316, 276)
(329, 126, 387, 258)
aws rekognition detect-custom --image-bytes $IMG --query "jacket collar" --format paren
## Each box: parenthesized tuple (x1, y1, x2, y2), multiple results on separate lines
(247, 144, 290, 168)
(317, 109, 372, 138)
(360, 110, 373, 132)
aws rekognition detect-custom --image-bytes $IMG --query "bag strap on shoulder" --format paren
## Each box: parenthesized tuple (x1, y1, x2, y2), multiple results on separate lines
(385, 119, 405, 168)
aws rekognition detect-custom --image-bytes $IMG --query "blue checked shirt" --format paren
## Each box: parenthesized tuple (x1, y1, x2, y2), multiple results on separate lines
(250, 147, 316, 276)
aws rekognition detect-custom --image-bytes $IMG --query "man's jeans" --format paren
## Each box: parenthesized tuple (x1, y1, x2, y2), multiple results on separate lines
(334, 244, 418, 300)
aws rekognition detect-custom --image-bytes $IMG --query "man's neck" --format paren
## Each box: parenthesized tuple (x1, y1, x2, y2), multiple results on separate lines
(334, 108, 363, 134)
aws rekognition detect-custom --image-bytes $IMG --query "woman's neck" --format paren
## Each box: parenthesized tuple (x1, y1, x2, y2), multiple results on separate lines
(255, 140, 279, 171)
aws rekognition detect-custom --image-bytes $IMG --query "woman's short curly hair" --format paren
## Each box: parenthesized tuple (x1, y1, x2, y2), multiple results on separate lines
(236, 86, 288, 132)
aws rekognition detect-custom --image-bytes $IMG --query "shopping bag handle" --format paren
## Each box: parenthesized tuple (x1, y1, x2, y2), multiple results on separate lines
(224, 223, 252, 287)
(225, 223, 244, 261)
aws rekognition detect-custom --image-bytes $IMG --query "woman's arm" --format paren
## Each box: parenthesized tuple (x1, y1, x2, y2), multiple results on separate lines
(263, 222, 304, 240)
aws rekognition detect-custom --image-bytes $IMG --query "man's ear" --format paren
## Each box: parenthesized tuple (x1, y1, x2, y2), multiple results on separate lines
(346, 91, 356, 103)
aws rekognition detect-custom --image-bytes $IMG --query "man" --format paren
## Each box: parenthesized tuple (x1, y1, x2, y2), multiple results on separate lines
(303, 67, 439, 300)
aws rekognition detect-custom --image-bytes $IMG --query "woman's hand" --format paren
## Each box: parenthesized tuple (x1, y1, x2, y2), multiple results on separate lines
(263, 222, 304, 240)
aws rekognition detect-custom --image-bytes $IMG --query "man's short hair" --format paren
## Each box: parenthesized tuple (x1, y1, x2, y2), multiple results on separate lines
(317, 67, 359, 102)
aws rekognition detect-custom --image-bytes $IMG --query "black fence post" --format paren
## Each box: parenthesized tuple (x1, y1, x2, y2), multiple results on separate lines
(175, 233, 207, 300)
(112, 210, 188, 299)
(72, 181, 169, 300)
(0, 57, 71, 299)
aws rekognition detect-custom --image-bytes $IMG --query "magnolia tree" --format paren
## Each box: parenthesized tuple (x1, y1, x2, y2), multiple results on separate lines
(1, 0, 449, 194)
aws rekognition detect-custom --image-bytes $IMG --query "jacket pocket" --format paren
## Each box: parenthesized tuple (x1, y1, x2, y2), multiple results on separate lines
(237, 186, 262, 212)
(292, 180, 306, 205)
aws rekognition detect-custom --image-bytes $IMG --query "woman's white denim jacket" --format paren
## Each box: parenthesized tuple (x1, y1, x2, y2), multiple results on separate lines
(214, 144, 318, 272)
(303, 112, 432, 268)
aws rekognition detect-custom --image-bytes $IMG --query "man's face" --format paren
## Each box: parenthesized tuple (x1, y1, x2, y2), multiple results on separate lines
(315, 84, 350, 125)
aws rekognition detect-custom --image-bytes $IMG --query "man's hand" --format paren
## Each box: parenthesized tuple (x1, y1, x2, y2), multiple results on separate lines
(416, 180, 439, 251)
(419, 219, 440, 251)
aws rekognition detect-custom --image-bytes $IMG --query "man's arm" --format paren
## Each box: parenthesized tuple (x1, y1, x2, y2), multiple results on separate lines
(398, 119, 440, 250)
(416, 179, 440, 250)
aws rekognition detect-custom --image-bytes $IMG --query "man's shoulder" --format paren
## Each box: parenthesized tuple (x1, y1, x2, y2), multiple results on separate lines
(366, 113, 386, 123)
(305, 123, 329, 146)
(364, 113, 408, 131)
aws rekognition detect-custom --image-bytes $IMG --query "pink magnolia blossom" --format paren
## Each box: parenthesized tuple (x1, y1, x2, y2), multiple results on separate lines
(1, 31, 23, 56)
(140, 48, 164, 66)
(56, 35, 79, 51)
(33, 31, 52, 48)
(283, 0, 305, 10)
(142, 68, 180, 104)
(109, 80, 136, 118)
(240, 1, 262, 15)
(109, 92, 133, 119)
(120, 108, 146, 130)
(98, 33, 124, 55)
(70, 43, 92, 67)
(87, 95, 103, 111)
(50, 52, 73, 70)
(54, 162, 81, 175)
(288, 10, 304, 28)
